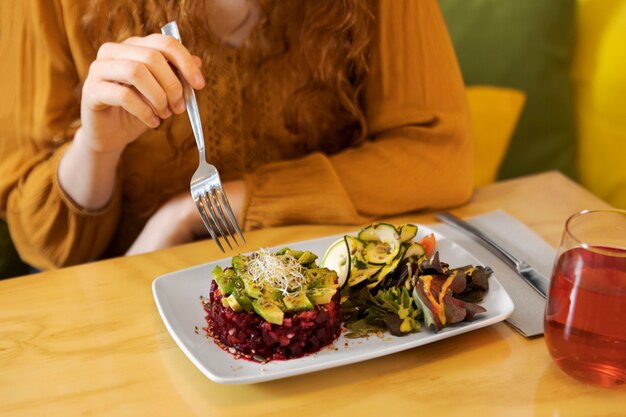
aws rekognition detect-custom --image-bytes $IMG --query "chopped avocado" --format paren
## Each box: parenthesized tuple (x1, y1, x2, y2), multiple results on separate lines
(252, 298, 284, 325)
(283, 292, 314, 311)
(226, 294, 244, 312)
(305, 268, 326, 284)
(321, 269, 339, 287)
(243, 278, 263, 299)
(222, 248, 340, 321)
(262, 286, 284, 302)
(297, 251, 318, 265)
(306, 287, 336, 305)
(305, 268, 339, 304)
(283, 249, 304, 259)
(274, 247, 289, 255)
(306, 268, 338, 291)
(212, 266, 237, 294)
(232, 255, 247, 274)
(232, 289, 254, 312)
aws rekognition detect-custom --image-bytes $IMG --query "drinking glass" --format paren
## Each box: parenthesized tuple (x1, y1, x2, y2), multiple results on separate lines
(544, 209, 626, 388)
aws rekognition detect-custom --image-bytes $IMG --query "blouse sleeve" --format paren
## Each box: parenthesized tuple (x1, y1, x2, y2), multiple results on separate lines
(242, 0, 473, 230)
(0, 0, 121, 270)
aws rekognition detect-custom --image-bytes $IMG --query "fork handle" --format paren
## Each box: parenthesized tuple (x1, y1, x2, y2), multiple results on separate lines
(182, 89, 206, 159)
(160, 21, 206, 159)
(435, 212, 521, 270)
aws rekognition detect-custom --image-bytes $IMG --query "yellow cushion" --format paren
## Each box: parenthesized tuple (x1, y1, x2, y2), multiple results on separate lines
(574, 0, 626, 208)
(466, 86, 526, 186)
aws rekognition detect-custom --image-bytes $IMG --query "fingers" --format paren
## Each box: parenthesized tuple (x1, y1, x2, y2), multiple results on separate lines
(95, 34, 204, 114)
(124, 34, 205, 90)
(88, 59, 173, 119)
(97, 43, 179, 115)
(87, 80, 161, 129)
(87, 34, 206, 129)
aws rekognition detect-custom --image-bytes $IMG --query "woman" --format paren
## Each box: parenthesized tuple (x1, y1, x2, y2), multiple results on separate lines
(0, 0, 472, 270)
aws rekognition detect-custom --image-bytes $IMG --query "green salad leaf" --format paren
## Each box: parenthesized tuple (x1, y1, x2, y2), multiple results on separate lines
(341, 287, 422, 338)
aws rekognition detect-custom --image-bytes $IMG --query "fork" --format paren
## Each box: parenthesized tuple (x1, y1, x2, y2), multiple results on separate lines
(161, 21, 245, 252)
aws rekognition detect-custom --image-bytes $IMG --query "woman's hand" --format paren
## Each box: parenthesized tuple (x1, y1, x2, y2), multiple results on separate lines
(78, 34, 205, 153)
(58, 34, 206, 211)
(126, 180, 247, 256)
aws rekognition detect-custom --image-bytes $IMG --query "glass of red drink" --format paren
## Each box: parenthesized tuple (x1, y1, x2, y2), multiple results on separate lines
(544, 209, 626, 388)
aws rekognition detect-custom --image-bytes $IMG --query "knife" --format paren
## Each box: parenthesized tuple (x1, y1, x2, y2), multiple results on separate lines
(435, 211, 549, 298)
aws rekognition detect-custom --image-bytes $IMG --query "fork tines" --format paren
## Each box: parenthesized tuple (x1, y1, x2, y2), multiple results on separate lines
(194, 187, 245, 253)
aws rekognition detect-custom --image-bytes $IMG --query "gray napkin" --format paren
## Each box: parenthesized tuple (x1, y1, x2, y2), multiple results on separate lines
(432, 210, 556, 337)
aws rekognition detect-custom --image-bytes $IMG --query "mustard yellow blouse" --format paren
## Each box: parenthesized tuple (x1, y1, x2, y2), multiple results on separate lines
(0, 0, 472, 270)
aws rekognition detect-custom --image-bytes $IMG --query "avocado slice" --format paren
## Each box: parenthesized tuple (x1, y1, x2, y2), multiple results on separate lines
(231, 288, 254, 312)
(252, 298, 284, 325)
(212, 266, 237, 294)
(226, 294, 244, 312)
(283, 249, 304, 259)
(283, 292, 314, 312)
(243, 278, 263, 299)
(306, 268, 338, 288)
(231, 255, 248, 274)
(297, 251, 318, 265)
(306, 287, 336, 305)
(321, 269, 339, 287)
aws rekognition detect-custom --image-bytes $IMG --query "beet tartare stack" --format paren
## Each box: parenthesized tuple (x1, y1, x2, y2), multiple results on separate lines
(204, 248, 341, 362)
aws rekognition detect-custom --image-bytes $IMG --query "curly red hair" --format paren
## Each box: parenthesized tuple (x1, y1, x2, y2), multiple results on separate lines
(81, 0, 374, 149)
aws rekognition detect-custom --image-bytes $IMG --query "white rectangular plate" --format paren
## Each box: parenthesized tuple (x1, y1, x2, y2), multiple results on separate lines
(153, 225, 514, 384)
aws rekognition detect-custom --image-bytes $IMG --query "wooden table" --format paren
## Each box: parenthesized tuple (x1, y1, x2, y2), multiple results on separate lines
(1, 172, 624, 416)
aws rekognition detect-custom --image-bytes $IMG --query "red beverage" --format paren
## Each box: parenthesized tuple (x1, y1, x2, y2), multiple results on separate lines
(544, 246, 626, 387)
